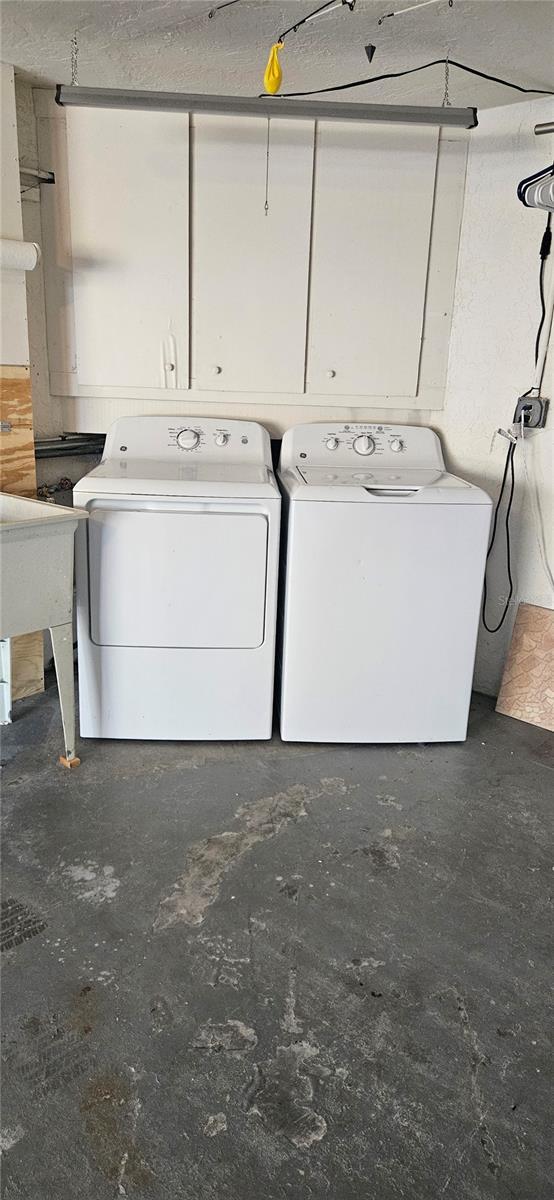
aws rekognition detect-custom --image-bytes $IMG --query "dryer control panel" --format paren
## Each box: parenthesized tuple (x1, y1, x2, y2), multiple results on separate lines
(103, 416, 271, 466)
(280, 422, 445, 474)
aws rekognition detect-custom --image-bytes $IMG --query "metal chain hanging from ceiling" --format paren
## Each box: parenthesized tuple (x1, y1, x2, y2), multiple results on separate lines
(442, 52, 451, 106)
(71, 30, 79, 86)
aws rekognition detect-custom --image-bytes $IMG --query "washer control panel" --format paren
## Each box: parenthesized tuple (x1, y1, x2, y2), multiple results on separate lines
(280, 422, 444, 477)
(103, 416, 270, 465)
(170, 424, 236, 454)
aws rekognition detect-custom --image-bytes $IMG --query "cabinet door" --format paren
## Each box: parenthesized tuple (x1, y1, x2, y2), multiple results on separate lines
(306, 123, 438, 397)
(66, 108, 189, 389)
(192, 115, 314, 393)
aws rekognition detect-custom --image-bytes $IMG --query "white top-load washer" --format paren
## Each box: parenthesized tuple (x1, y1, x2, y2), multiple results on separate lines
(74, 416, 280, 740)
(278, 422, 492, 744)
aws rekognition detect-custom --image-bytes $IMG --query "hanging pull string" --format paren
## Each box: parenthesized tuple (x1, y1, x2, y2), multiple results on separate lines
(274, 58, 554, 99)
(379, 0, 452, 24)
(279, 0, 355, 45)
(442, 51, 451, 106)
(70, 30, 79, 86)
(208, 0, 240, 18)
(264, 119, 270, 215)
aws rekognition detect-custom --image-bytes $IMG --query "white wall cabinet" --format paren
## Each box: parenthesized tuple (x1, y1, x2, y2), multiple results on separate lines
(306, 123, 438, 397)
(66, 108, 189, 390)
(38, 97, 468, 422)
(192, 115, 314, 393)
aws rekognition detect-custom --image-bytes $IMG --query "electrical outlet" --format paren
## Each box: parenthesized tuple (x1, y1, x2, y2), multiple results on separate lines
(513, 395, 549, 429)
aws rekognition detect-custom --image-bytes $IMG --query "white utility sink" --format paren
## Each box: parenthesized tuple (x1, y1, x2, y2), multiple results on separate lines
(1, 492, 88, 766)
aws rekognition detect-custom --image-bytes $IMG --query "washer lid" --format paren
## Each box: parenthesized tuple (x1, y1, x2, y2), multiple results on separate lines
(280, 467, 491, 505)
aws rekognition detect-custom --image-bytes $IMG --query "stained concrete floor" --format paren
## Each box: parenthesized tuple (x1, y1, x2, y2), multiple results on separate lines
(1, 680, 552, 1200)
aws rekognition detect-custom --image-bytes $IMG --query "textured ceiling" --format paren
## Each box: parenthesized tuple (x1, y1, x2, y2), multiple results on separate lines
(1, 0, 553, 109)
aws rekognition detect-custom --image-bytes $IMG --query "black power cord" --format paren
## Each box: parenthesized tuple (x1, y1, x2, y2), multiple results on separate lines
(482, 212, 552, 634)
(535, 212, 552, 371)
(276, 58, 554, 99)
(482, 440, 516, 633)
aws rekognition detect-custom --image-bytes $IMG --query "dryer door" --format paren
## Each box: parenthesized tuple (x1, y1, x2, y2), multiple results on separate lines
(87, 500, 268, 648)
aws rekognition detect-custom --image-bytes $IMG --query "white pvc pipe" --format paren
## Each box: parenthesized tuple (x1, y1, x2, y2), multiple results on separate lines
(0, 238, 41, 271)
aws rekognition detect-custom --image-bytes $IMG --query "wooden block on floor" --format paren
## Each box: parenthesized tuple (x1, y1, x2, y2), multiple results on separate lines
(496, 603, 554, 732)
(1, 365, 44, 700)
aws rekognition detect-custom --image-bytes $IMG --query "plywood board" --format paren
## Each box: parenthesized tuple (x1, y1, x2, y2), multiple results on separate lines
(496, 603, 554, 732)
(0, 366, 44, 699)
(0, 371, 36, 496)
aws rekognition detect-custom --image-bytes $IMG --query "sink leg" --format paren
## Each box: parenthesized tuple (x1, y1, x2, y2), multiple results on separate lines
(0, 638, 12, 725)
(50, 623, 80, 768)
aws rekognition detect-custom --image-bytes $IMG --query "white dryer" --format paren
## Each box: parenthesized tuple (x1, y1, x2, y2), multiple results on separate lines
(278, 423, 492, 744)
(74, 416, 280, 740)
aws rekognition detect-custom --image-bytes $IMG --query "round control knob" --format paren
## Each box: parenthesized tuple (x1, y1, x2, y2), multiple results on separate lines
(326, 437, 339, 451)
(214, 432, 229, 447)
(177, 428, 200, 450)
(390, 437, 404, 453)
(353, 434, 376, 456)
(327, 369, 336, 379)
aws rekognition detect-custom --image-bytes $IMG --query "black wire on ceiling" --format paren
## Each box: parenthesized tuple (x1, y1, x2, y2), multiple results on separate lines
(276, 58, 554, 99)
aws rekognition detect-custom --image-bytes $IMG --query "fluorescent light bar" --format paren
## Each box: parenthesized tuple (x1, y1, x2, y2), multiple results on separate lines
(56, 85, 477, 129)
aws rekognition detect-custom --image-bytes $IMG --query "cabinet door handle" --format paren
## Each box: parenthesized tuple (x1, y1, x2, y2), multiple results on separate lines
(161, 334, 178, 388)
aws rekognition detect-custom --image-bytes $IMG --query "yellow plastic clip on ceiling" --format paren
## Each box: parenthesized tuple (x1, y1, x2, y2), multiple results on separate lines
(55, 85, 478, 128)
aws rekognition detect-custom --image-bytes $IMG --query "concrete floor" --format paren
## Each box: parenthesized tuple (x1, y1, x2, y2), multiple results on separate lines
(1, 681, 552, 1200)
